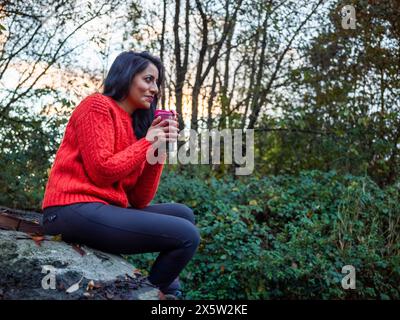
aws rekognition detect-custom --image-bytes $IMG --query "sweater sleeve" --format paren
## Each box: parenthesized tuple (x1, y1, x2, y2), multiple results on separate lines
(127, 153, 166, 209)
(73, 106, 152, 187)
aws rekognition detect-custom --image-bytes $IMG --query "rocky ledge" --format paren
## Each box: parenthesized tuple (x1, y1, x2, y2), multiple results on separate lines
(0, 206, 161, 300)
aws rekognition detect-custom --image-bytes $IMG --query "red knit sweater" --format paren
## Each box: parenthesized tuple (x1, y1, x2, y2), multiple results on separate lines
(41, 92, 165, 210)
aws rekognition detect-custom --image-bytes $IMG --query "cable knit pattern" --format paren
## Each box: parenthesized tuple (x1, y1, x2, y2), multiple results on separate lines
(126, 152, 166, 209)
(41, 92, 165, 210)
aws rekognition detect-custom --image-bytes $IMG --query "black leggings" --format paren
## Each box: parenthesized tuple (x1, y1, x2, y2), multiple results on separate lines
(41, 202, 201, 294)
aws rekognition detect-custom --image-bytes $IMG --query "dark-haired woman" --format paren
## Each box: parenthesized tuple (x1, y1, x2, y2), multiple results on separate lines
(41, 51, 200, 300)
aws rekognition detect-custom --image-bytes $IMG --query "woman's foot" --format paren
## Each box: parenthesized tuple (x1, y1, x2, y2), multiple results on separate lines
(163, 289, 185, 300)
(143, 276, 185, 300)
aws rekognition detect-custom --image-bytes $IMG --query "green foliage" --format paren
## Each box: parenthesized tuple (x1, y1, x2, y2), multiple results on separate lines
(128, 169, 400, 299)
(0, 109, 68, 209)
(269, 0, 400, 186)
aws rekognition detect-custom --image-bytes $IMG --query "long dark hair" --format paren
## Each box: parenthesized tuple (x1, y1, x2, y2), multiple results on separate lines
(102, 51, 165, 139)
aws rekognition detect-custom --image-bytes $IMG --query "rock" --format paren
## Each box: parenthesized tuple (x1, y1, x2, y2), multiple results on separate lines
(0, 229, 161, 300)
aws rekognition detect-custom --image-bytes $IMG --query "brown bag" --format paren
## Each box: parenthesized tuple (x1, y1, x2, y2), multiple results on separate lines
(0, 208, 43, 234)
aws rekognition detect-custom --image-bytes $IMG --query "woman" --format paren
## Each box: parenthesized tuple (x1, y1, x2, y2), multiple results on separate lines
(41, 51, 200, 300)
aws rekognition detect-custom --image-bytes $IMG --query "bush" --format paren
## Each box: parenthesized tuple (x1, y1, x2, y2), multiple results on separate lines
(127, 169, 400, 299)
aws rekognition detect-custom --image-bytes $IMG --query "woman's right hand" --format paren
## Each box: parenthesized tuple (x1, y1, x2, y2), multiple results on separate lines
(145, 116, 179, 151)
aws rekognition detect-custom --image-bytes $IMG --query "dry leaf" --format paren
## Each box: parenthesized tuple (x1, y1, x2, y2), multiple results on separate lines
(30, 234, 45, 247)
(86, 280, 95, 291)
(51, 234, 62, 242)
(66, 276, 83, 294)
(125, 273, 135, 280)
(71, 244, 86, 256)
(106, 291, 114, 299)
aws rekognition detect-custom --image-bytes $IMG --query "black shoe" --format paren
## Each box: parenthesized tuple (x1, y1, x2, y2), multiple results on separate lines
(164, 290, 185, 300)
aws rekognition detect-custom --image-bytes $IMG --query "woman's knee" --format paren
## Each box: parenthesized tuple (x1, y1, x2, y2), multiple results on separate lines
(175, 203, 196, 225)
(180, 220, 201, 249)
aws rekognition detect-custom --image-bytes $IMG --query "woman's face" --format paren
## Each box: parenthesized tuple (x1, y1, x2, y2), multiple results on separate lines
(127, 63, 159, 111)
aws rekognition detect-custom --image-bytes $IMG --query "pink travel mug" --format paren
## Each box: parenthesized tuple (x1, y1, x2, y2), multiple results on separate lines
(154, 109, 177, 151)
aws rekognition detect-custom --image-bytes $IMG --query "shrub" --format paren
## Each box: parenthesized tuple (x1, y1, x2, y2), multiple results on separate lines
(127, 169, 400, 299)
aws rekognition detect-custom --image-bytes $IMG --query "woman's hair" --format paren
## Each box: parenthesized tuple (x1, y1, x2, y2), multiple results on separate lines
(102, 51, 165, 139)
